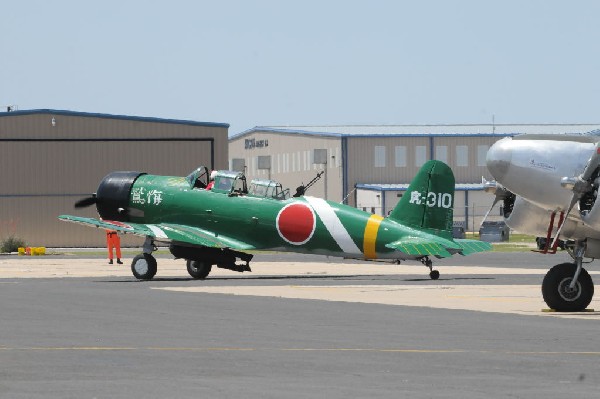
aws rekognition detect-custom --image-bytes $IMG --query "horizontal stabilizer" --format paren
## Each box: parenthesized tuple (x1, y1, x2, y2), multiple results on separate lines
(386, 235, 492, 258)
(385, 236, 454, 258)
(454, 239, 493, 255)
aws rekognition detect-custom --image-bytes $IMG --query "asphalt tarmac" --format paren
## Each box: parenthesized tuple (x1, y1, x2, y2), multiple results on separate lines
(1, 251, 599, 398)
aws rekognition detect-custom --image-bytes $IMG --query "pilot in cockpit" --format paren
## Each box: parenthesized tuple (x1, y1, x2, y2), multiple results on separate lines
(206, 170, 217, 190)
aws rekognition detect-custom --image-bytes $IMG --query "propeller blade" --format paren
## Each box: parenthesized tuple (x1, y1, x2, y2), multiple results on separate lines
(479, 197, 500, 229)
(481, 179, 513, 228)
(74, 196, 97, 209)
(581, 143, 600, 181)
(552, 194, 578, 247)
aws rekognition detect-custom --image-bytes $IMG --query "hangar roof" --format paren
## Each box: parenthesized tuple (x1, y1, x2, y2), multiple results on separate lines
(0, 109, 230, 128)
(232, 123, 600, 139)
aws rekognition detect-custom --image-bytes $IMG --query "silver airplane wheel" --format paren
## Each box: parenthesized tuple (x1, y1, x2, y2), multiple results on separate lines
(542, 263, 594, 312)
(557, 278, 582, 302)
(186, 260, 212, 279)
(131, 253, 157, 280)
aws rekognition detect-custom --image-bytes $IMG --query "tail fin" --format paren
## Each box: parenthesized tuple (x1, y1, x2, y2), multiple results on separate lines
(388, 160, 455, 239)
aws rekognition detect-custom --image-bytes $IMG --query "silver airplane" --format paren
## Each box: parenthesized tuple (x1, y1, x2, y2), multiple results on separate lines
(485, 132, 600, 311)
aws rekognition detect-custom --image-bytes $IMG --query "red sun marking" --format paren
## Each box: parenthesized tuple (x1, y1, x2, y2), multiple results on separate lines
(276, 203, 316, 245)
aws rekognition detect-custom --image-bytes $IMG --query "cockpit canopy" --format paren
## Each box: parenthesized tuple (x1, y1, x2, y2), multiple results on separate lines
(211, 170, 248, 196)
(186, 166, 210, 189)
(248, 179, 290, 200)
(186, 167, 288, 199)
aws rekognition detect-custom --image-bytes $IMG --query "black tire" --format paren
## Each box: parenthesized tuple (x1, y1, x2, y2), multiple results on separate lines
(429, 270, 440, 280)
(542, 263, 594, 312)
(186, 260, 212, 279)
(131, 253, 157, 280)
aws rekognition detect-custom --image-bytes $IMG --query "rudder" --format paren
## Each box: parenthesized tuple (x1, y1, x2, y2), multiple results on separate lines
(388, 160, 455, 239)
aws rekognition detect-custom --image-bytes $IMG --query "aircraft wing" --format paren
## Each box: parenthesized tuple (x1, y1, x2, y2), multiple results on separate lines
(58, 215, 256, 250)
(385, 236, 492, 257)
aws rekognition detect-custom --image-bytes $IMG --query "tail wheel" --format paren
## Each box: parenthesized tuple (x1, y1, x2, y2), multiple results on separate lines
(131, 253, 157, 280)
(186, 260, 212, 279)
(542, 262, 594, 312)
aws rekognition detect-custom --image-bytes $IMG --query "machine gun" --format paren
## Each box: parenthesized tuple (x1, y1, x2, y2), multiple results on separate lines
(293, 171, 324, 197)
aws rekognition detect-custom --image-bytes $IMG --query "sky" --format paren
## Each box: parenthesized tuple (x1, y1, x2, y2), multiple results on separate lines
(2, 0, 600, 135)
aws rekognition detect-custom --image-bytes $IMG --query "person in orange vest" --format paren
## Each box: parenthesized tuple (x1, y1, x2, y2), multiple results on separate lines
(106, 230, 122, 264)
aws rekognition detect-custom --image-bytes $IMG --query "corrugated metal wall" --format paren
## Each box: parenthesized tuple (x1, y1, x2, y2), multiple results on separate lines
(346, 136, 500, 185)
(431, 136, 499, 183)
(0, 111, 229, 247)
(344, 135, 504, 206)
(231, 131, 507, 209)
(346, 136, 431, 186)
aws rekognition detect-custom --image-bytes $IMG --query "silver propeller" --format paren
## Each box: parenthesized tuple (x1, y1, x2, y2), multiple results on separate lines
(553, 142, 600, 245)
(480, 178, 512, 228)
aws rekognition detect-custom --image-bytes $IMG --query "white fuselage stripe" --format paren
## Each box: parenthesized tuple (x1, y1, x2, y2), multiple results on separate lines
(147, 225, 168, 239)
(304, 196, 362, 255)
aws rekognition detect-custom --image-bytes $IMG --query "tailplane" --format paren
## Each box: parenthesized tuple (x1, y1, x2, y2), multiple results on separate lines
(388, 160, 455, 239)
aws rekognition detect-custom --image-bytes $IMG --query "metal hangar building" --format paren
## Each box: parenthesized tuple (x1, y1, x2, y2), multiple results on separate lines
(0, 109, 229, 247)
(229, 124, 600, 231)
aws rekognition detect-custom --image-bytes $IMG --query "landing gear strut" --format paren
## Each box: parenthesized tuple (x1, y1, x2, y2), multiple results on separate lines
(421, 257, 440, 280)
(131, 236, 158, 280)
(542, 241, 594, 311)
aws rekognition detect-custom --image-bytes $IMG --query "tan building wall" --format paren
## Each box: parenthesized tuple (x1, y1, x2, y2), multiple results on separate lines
(345, 135, 504, 206)
(229, 130, 343, 201)
(0, 110, 229, 247)
(346, 135, 501, 183)
(230, 129, 510, 209)
(430, 136, 499, 183)
(230, 128, 511, 229)
(345, 136, 431, 186)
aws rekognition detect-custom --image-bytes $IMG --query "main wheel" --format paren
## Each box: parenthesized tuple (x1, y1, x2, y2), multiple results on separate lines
(429, 270, 440, 280)
(131, 253, 157, 280)
(186, 260, 212, 279)
(542, 263, 594, 312)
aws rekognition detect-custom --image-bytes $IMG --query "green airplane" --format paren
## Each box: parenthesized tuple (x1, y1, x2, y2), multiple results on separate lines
(59, 160, 492, 280)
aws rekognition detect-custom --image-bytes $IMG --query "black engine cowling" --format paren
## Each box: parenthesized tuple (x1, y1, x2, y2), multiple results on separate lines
(95, 171, 145, 221)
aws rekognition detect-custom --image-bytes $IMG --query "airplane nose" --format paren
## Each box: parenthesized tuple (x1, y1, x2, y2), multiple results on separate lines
(486, 137, 513, 181)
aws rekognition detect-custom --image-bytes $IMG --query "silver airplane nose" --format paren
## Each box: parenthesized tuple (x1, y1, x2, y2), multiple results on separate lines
(486, 137, 513, 181)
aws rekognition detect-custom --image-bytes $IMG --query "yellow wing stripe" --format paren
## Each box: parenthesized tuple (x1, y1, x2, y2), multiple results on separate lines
(363, 214, 384, 259)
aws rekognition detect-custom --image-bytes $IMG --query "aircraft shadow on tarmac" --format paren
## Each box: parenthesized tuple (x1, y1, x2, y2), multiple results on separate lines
(95, 274, 496, 283)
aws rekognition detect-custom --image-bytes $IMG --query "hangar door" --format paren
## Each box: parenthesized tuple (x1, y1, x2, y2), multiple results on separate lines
(0, 139, 214, 247)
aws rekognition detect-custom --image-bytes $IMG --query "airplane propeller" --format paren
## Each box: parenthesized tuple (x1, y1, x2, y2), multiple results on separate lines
(480, 178, 512, 228)
(553, 142, 600, 245)
(74, 195, 97, 209)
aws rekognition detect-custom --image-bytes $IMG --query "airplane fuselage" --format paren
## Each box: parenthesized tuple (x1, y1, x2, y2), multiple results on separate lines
(125, 174, 437, 261)
(487, 137, 592, 210)
(487, 136, 600, 239)
(61, 161, 491, 284)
